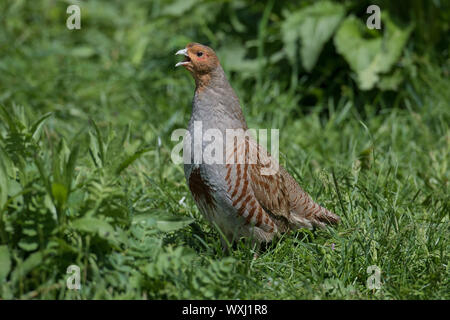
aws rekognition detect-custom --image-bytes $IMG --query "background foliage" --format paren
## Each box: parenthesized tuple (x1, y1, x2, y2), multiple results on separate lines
(0, 0, 448, 299)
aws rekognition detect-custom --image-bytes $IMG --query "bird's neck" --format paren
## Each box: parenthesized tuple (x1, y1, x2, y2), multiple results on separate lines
(191, 67, 248, 132)
(193, 65, 228, 92)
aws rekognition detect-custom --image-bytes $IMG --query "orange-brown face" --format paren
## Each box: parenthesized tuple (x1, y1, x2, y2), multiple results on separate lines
(175, 43, 219, 75)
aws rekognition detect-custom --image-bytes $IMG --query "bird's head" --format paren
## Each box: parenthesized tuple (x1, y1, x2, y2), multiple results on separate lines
(175, 43, 220, 83)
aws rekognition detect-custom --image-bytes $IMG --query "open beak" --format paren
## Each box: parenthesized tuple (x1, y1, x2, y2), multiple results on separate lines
(175, 48, 191, 67)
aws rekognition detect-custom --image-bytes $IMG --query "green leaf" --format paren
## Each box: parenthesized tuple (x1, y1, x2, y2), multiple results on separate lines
(0, 245, 11, 282)
(161, 0, 198, 16)
(0, 146, 14, 178)
(51, 182, 68, 207)
(334, 14, 413, 90)
(153, 212, 194, 232)
(0, 106, 18, 133)
(34, 155, 52, 197)
(89, 120, 106, 167)
(115, 147, 151, 175)
(0, 151, 9, 209)
(65, 145, 79, 191)
(72, 217, 115, 239)
(377, 69, 405, 91)
(18, 241, 38, 252)
(30, 112, 52, 141)
(229, 5, 246, 33)
(218, 43, 260, 78)
(282, 1, 346, 72)
(132, 214, 157, 228)
(132, 211, 193, 232)
(10, 251, 43, 285)
(131, 37, 149, 66)
(71, 47, 96, 58)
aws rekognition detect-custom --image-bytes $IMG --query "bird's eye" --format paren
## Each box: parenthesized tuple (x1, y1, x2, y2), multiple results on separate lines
(197, 51, 203, 57)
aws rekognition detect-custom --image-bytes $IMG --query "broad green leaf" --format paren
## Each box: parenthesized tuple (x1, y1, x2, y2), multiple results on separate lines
(30, 112, 52, 141)
(0, 147, 14, 178)
(218, 43, 260, 78)
(0, 106, 18, 133)
(131, 37, 149, 66)
(10, 251, 43, 285)
(65, 145, 79, 192)
(51, 182, 68, 207)
(72, 217, 115, 239)
(89, 119, 106, 167)
(132, 214, 157, 228)
(162, 0, 198, 16)
(34, 155, 52, 196)
(18, 241, 38, 252)
(0, 151, 9, 209)
(133, 211, 193, 232)
(282, 1, 346, 72)
(229, 5, 246, 33)
(115, 147, 151, 175)
(71, 47, 96, 58)
(154, 213, 194, 232)
(334, 14, 413, 90)
(377, 69, 405, 91)
(0, 245, 11, 282)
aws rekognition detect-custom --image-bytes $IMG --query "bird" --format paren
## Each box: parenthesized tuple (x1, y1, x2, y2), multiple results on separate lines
(175, 42, 340, 251)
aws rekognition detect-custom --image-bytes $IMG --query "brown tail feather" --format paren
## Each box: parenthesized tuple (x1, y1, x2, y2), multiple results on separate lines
(313, 205, 340, 226)
(288, 200, 340, 230)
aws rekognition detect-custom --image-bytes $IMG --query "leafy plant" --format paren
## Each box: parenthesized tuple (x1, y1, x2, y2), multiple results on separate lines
(282, 1, 346, 72)
(334, 14, 413, 90)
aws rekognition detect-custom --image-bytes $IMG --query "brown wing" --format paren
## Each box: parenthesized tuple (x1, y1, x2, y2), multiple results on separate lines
(249, 140, 340, 230)
(247, 141, 292, 232)
(225, 135, 291, 232)
(224, 135, 279, 234)
(224, 134, 339, 235)
(280, 166, 340, 227)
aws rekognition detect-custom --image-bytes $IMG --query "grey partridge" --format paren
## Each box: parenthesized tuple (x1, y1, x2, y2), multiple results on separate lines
(175, 43, 340, 250)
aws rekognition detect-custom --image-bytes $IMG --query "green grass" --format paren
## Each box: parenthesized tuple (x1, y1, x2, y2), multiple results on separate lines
(0, 0, 448, 299)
